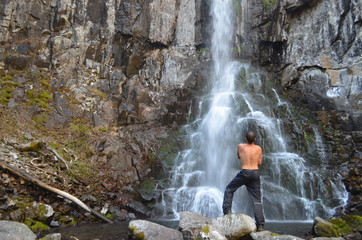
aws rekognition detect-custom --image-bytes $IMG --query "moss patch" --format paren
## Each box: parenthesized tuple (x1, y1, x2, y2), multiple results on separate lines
(129, 225, 145, 240)
(201, 225, 210, 235)
(0, 75, 17, 105)
(330, 218, 352, 235)
(24, 218, 50, 232)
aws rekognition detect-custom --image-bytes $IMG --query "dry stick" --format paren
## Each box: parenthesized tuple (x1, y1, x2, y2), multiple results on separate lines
(46, 146, 70, 171)
(0, 161, 113, 224)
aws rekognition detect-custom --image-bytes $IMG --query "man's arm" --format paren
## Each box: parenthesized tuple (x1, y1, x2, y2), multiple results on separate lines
(258, 147, 263, 165)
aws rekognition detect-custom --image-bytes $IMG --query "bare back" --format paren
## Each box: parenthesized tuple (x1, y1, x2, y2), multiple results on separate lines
(237, 143, 262, 170)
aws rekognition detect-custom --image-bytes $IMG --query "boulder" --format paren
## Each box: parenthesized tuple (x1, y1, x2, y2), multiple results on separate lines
(251, 230, 304, 240)
(212, 213, 256, 240)
(313, 217, 339, 237)
(40, 233, 62, 240)
(178, 211, 213, 239)
(310, 238, 344, 240)
(0, 220, 37, 240)
(197, 224, 227, 240)
(129, 219, 183, 240)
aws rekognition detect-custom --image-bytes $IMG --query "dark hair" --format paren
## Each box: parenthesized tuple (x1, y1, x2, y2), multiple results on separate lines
(246, 131, 256, 143)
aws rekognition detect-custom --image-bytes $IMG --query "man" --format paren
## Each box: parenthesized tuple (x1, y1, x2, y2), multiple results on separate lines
(222, 131, 265, 231)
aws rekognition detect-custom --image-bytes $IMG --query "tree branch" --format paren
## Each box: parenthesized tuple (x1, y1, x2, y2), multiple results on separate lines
(0, 161, 113, 224)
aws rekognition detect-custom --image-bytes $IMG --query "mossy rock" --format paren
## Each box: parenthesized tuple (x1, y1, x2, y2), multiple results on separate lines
(24, 218, 50, 232)
(55, 215, 77, 227)
(340, 215, 362, 232)
(314, 221, 339, 237)
(329, 218, 352, 235)
(129, 225, 145, 240)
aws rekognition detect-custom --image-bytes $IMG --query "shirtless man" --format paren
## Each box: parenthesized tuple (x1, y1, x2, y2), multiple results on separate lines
(222, 131, 265, 231)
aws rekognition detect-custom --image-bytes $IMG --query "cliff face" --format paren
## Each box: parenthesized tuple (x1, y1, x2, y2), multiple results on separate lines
(0, 0, 213, 188)
(243, 0, 362, 131)
(0, 0, 361, 213)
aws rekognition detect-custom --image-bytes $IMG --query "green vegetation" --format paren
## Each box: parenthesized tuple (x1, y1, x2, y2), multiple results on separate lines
(89, 87, 107, 100)
(201, 225, 210, 235)
(329, 218, 352, 235)
(196, 47, 208, 58)
(55, 215, 77, 226)
(0, 75, 18, 105)
(263, 0, 277, 10)
(69, 119, 92, 136)
(27, 90, 52, 109)
(24, 218, 50, 232)
(129, 226, 145, 240)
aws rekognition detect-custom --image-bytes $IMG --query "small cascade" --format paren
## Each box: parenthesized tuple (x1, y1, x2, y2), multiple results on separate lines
(314, 128, 328, 166)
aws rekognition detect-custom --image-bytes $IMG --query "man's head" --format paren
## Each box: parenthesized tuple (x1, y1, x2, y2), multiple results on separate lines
(245, 131, 256, 144)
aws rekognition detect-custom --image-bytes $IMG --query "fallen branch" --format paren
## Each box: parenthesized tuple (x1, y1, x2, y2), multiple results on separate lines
(46, 146, 70, 171)
(0, 161, 113, 224)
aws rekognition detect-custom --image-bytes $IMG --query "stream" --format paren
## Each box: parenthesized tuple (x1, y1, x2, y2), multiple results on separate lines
(41, 220, 313, 240)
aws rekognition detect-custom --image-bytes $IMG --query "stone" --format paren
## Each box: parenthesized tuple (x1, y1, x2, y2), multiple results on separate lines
(40, 233, 62, 240)
(251, 230, 304, 240)
(0, 220, 37, 240)
(212, 213, 256, 240)
(313, 217, 339, 237)
(197, 224, 227, 240)
(129, 219, 183, 240)
(148, 0, 178, 45)
(310, 238, 344, 240)
(178, 211, 213, 239)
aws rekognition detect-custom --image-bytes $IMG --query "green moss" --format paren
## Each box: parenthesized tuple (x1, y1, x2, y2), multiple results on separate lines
(0, 75, 18, 105)
(339, 215, 362, 232)
(330, 218, 352, 235)
(129, 226, 145, 240)
(316, 222, 339, 237)
(32, 114, 47, 128)
(99, 127, 108, 132)
(70, 120, 91, 136)
(201, 225, 210, 234)
(1, 75, 14, 81)
(89, 87, 107, 100)
(27, 89, 52, 109)
(105, 212, 116, 220)
(196, 48, 208, 57)
(24, 218, 50, 232)
(263, 0, 277, 10)
(56, 215, 77, 226)
(271, 233, 281, 236)
(139, 179, 156, 192)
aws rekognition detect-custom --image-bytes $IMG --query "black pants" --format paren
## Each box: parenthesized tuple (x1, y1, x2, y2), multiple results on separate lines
(222, 169, 265, 225)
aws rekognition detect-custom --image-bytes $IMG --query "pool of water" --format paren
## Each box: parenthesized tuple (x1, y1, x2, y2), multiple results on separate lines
(40, 220, 313, 240)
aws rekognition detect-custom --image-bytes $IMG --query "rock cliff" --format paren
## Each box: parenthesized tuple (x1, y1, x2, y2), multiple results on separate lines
(0, 0, 361, 218)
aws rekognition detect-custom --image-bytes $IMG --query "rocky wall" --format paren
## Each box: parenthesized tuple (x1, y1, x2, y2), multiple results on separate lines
(0, 0, 212, 188)
(245, 0, 362, 131)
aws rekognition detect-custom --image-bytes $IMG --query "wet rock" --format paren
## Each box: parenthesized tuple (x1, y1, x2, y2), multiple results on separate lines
(197, 224, 227, 240)
(310, 238, 344, 240)
(250, 230, 304, 240)
(40, 233, 62, 240)
(178, 212, 256, 240)
(213, 213, 256, 240)
(178, 211, 213, 239)
(313, 217, 340, 237)
(129, 219, 183, 240)
(125, 201, 151, 218)
(0, 220, 37, 240)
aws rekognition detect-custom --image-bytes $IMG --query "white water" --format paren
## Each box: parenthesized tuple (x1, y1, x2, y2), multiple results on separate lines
(162, 0, 348, 221)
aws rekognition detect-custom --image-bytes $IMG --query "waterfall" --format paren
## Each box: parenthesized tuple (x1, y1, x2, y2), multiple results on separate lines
(162, 0, 348, 221)
(313, 128, 328, 166)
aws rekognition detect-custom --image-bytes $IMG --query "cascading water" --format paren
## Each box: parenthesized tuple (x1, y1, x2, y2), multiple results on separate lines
(162, 0, 348, 222)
